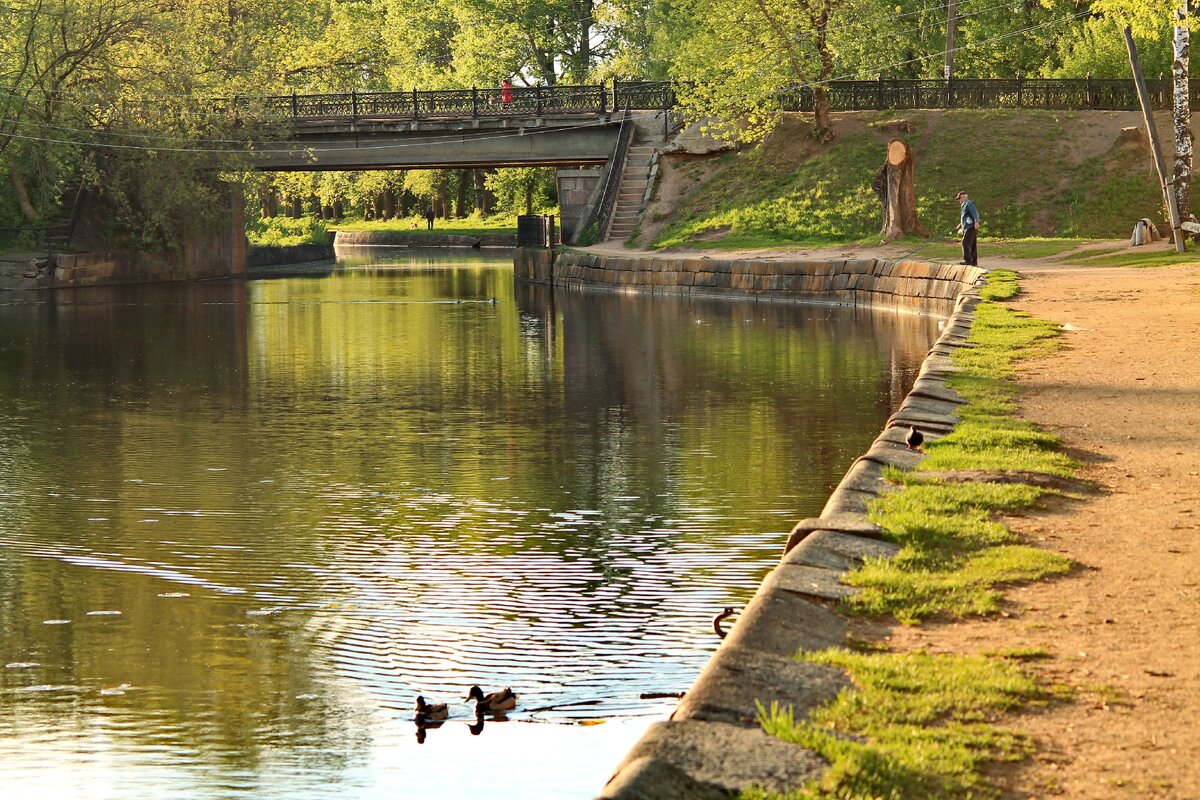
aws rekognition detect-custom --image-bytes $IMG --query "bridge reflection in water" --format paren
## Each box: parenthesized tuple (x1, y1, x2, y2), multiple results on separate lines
(0, 249, 939, 799)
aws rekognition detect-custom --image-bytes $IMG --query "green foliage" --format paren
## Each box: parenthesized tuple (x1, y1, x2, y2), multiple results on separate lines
(1049, 15, 1172, 78)
(750, 650, 1043, 799)
(246, 215, 330, 246)
(484, 167, 557, 216)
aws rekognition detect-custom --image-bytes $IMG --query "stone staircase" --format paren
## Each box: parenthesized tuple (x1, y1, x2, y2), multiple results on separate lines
(605, 142, 657, 242)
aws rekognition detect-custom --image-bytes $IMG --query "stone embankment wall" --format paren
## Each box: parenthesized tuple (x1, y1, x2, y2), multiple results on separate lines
(248, 243, 335, 269)
(515, 248, 981, 312)
(528, 248, 988, 797)
(334, 230, 515, 249)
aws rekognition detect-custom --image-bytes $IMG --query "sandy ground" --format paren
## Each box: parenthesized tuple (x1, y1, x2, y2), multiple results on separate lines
(884, 254, 1200, 798)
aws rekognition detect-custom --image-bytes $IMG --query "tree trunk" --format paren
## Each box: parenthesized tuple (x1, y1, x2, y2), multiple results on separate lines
(879, 140, 930, 240)
(260, 187, 277, 218)
(456, 169, 469, 217)
(812, 6, 835, 142)
(382, 189, 395, 220)
(8, 165, 38, 220)
(1173, 1, 1192, 218)
(577, 0, 592, 81)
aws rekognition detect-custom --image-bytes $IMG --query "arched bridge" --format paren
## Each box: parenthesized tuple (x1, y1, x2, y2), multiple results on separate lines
(244, 81, 677, 172)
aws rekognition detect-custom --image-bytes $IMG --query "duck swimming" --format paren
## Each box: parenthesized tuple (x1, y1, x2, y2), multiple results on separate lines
(467, 685, 517, 713)
(415, 695, 449, 720)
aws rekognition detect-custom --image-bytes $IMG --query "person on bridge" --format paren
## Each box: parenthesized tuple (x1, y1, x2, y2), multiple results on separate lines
(501, 78, 513, 105)
(955, 191, 980, 266)
(425, 207, 435, 230)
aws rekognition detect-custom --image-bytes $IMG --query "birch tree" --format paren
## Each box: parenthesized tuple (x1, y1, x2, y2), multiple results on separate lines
(1096, 0, 1193, 217)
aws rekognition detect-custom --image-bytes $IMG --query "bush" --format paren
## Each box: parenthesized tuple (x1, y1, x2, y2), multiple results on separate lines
(246, 216, 330, 247)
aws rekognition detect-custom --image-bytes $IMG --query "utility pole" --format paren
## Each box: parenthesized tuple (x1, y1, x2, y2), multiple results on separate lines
(1125, 26, 1186, 252)
(945, 0, 957, 80)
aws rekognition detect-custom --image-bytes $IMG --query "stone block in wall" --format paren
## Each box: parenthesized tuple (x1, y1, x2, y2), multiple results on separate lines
(748, 261, 771, 276)
(845, 259, 874, 274)
(731, 273, 756, 291)
(721, 580, 847, 656)
(602, 720, 828, 798)
(672, 647, 850, 728)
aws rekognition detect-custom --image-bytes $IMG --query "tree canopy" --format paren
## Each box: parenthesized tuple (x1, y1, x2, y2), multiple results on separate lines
(0, 0, 1190, 237)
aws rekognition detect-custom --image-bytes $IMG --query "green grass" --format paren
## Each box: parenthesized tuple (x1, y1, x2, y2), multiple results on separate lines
(649, 109, 1162, 251)
(897, 237, 1086, 264)
(746, 649, 1044, 799)
(1062, 245, 1200, 268)
(747, 273, 1083, 800)
(840, 270, 1075, 622)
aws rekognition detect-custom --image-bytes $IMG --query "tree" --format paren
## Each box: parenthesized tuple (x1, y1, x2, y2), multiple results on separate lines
(669, 0, 848, 143)
(1096, 0, 1193, 218)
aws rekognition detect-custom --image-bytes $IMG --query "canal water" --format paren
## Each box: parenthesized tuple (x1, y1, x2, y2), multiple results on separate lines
(0, 249, 940, 799)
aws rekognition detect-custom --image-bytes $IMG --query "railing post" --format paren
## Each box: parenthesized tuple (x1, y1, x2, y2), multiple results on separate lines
(291, 89, 298, 118)
(1016, 74, 1023, 108)
(412, 87, 419, 120)
(472, 86, 478, 117)
(352, 90, 358, 119)
(944, 79, 952, 109)
(613, 78, 620, 111)
(535, 85, 542, 115)
(1086, 72, 1093, 109)
(599, 80, 606, 114)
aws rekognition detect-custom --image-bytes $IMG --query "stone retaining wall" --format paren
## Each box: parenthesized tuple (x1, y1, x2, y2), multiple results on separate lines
(592, 264, 988, 798)
(334, 230, 516, 249)
(516, 248, 983, 312)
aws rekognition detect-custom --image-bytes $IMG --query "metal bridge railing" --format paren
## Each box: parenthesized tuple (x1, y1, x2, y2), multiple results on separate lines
(112, 77, 1186, 128)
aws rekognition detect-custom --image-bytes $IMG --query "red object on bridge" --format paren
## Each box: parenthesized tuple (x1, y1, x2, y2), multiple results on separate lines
(501, 80, 513, 104)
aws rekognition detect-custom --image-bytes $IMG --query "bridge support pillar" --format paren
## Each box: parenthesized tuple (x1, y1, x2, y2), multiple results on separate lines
(556, 168, 604, 244)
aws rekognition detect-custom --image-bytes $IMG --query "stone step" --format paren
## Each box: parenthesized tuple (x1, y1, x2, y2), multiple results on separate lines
(628, 146, 657, 154)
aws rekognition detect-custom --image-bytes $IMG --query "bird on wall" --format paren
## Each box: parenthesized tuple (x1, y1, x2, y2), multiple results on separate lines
(713, 607, 738, 639)
(905, 426, 924, 451)
(467, 685, 518, 714)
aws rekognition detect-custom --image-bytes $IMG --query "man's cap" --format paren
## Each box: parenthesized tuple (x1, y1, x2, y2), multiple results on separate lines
(955, 191, 968, 199)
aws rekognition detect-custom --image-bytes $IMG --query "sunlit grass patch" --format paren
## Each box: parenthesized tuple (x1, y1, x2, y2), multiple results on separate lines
(921, 418, 1078, 477)
(1063, 246, 1200, 268)
(746, 650, 1043, 799)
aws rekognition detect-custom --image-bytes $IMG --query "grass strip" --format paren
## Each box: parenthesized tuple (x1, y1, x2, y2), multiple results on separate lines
(744, 649, 1045, 800)
(749, 270, 1076, 799)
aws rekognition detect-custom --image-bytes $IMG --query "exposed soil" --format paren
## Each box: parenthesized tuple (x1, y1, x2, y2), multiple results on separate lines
(881, 255, 1200, 798)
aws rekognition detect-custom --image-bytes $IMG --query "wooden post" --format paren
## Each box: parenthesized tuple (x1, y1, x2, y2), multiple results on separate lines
(1125, 26, 1186, 252)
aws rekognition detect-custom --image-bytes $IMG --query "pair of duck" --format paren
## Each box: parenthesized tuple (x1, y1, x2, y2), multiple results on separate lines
(414, 685, 517, 720)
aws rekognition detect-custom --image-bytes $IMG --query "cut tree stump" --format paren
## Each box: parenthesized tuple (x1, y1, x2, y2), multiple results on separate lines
(877, 139, 930, 241)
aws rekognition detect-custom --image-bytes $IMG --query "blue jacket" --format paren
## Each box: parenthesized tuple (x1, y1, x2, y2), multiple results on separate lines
(960, 199, 980, 230)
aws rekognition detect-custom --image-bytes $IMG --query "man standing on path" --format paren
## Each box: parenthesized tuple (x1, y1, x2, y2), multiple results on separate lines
(956, 191, 980, 266)
(425, 207, 435, 230)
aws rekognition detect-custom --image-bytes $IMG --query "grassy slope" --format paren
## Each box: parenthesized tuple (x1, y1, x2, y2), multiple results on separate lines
(647, 110, 1165, 250)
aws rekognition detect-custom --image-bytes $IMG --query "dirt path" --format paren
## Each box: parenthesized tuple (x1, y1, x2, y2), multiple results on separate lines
(887, 259, 1200, 798)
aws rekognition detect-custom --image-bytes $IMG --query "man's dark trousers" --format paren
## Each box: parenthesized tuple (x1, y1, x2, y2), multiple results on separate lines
(961, 226, 978, 266)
